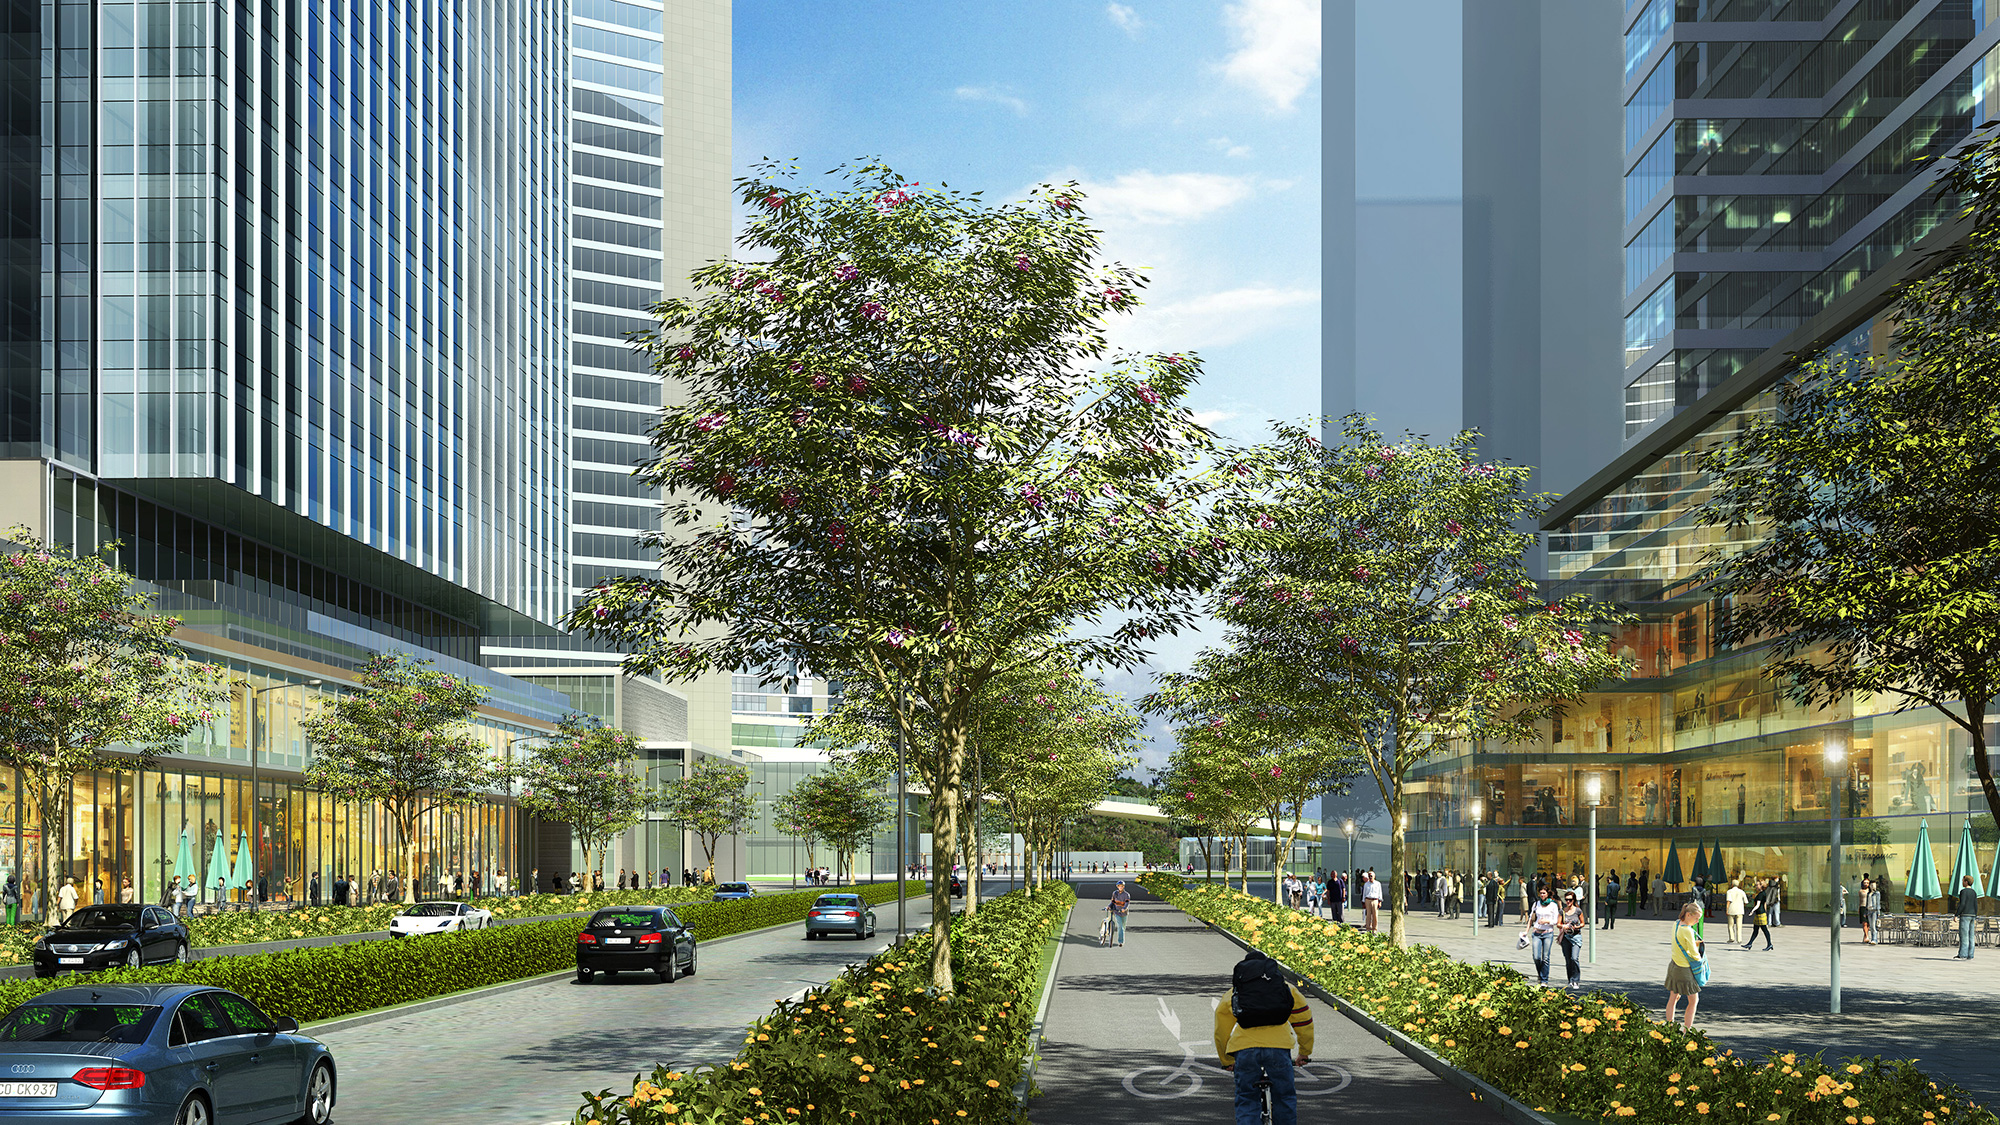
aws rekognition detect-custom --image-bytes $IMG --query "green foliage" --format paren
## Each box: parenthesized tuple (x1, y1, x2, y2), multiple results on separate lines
(0, 884, 916, 1022)
(302, 653, 499, 904)
(661, 757, 757, 875)
(770, 766, 889, 882)
(516, 715, 659, 882)
(1059, 812, 1177, 865)
(1159, 418, 1629, 943)
(570, 882, 1070, 1125)
(0, 532, 231, 905)
(1141, 874, 1995, 1125)
(566, 160, 1233, 989)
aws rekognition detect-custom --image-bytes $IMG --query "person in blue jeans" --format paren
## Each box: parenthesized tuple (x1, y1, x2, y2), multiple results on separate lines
(1215, 950, 1315, 1125)
(1527, 889, 1560, 985)
(1955, 875, 1979, 959)
(1108, 881, 1131, 946)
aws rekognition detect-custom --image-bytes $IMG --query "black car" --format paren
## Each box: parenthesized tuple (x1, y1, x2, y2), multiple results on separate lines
(33, 905, 192, 978)
(949, 875, 965, 897)
(804, 894, 876, 940)
(575, 906, 697, 983)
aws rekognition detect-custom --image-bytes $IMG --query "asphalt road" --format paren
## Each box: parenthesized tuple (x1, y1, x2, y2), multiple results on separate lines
(316, 890, 959, 1125)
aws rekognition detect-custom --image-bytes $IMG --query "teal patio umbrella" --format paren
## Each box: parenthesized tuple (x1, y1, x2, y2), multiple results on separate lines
(203, 833, 230, 897)
(228, 832, 254, 898)
(1947, 818, 1984, 902)
(172, 830, 194, 887)
(1709, 841, 1728, 885)
(1689, 841, 1710, 885)
(1987, 828, 2000, 899)
(1663, 841, 1685, 886)
(1906, 819, 1943, 911)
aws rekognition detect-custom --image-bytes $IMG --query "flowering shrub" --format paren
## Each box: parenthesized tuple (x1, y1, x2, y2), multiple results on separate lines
(570, 883, 1073, 1125)
(1139, 874, 1995, 1125)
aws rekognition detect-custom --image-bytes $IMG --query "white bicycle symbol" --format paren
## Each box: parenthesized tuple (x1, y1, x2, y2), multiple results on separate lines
(1122, 1040, 1353, 1100)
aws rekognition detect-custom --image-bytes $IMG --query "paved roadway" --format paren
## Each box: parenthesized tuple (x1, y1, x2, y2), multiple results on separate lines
(1032, 880, 1507, 1125)
(317, 890, 955, 1125)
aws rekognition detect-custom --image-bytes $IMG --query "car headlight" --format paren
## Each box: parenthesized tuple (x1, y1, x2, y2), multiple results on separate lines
(102, 939, 127, 950)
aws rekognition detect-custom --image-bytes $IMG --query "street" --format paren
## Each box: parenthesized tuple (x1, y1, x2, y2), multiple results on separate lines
(317, 890, 955, 1125)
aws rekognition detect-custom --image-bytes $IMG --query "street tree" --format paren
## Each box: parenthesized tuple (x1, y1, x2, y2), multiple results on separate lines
(1699, 126, 2000, 833)
(514, 715, 657, 889)
(0, 534, 231, 914)
(661, 757, 756, 880)
(569, 163, 1232, 989)
(302, 653, 499, 904)
(1193, 418, 1628, 945)
(1158, 729, 1260, 891)
(794, 766, 890, 884)
(771, 779, 827, 877)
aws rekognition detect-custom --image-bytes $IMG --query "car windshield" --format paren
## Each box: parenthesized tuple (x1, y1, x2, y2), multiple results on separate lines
(588, 911, 660, 930)
(0, 1004, 161, 1044)
(61, 907, 142, 930)
(402, 904, 459, 917)
(716, 883, 750, 894)
(815, 896, 861, 908)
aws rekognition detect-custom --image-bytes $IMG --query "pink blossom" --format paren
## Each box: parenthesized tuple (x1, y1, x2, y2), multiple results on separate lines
(1134, 384, 1159, 405)
(762, 192, 785, 210)
(1481, 668, 1498, 681)
(875, 186, 914, 210)
(1353, 567, 1371, 580)
(827, 522, 847, 548)
(860, 301, 886, 321)
(1270, 767, 1282, 777)
(1364, 467, 1379, 480)
(885, 628, 907, 648)
(811, 374, 830, 389)
(695, 412, 729, 433)
(779, 489, 799, 509)
(1472, 563, 1488, 578)
(835, 263, 859, 281)
(1446, 520, 1462, 535)
(1053, 196, 1076, 210)
(676, 346, 692, 360)
(714, 472, 736, 495)
(731, 271, 748, 289)
(1255, 515, 1275, 530)
(1015, 255, 1030, 270)
(847, 374, 870, 394)
(1502, 615, 1520, 632)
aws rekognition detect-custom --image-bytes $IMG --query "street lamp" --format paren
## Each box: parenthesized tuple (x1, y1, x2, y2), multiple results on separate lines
(1468, 798, 1482, 939)
(250, 678, 321, 905)
(1585, 776, 1602, 964)
(1343, 819, 1357, 912)
(1826, 732, 1846, 1015)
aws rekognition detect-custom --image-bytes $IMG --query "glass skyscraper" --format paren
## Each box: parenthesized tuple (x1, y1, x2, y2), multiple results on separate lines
(1620, 0, 1995, 439)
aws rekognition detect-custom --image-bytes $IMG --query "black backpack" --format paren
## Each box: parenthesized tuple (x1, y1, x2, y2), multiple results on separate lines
(1230, 956, 1293, 1028)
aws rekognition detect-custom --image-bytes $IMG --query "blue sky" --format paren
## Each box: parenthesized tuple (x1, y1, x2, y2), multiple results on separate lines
(735, 1, 1322, 774)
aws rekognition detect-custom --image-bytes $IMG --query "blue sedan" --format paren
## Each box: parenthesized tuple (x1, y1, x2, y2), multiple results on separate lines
(0, 984, 334, 1125)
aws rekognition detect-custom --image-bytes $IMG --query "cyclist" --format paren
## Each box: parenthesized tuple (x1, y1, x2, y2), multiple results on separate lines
(1214, 948, 1314, 1125)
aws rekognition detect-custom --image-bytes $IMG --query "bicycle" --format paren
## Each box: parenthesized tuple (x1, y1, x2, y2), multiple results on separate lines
(1121, 1039, 1350, 1100)
(1253, 1066, 1275, 1125)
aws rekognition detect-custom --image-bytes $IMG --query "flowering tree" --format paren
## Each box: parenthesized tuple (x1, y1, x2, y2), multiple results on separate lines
(515, 715, 657, 889)
(302, 653, 498, 904)
(771, 780, 827, 876)
(570, 163, 1231, 989)
(792, 766, 889, 885)
(1196, 418, 1630, 945)
(661, 757, 756, 879)
(0, 534, 230, 914)
(1157, 729, 1260, 891)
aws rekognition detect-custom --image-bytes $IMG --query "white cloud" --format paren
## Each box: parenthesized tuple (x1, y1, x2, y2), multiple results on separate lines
(1221, 0, 1322, 111)
(953, 85, 1029, 116)
(1189, 409, 1239, 429)
(1210, 136, 1253, 159)
(1106, 2, 1144, 35)
(1123, 285, 1320, 352)
(1075, 170, 1257, 228)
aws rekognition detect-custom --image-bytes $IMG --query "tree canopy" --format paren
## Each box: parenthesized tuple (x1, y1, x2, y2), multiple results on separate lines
(515, 715, 657, 888)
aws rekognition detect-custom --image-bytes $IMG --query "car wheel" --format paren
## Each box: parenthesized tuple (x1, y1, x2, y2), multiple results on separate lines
(175, 1093, 212, 1125)
(124, 949, 141, 969)
(575, 968, 594, 984)
(683, 949, 697, 977)
(805, 931, 817, 941)
(661, 952, 679, 983)
(299, 1061, 334, 1125)
(176, 942, 192, 963)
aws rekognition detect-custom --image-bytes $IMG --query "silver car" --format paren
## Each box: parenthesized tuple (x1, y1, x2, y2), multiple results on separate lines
(804, 894, 876, 940)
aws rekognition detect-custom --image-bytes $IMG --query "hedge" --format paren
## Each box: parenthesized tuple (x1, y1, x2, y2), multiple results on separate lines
(570, 882, 1075, 1125)
(0, 881, 918, 1026)
(1138, 874, 1994, 1125)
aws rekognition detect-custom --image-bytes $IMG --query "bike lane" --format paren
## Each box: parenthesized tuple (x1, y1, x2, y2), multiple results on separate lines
(1030, 881, 1507, 1124)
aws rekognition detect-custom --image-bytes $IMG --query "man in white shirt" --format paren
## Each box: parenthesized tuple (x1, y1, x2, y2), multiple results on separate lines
(1361, 870, 1382, 932)
(1724, 879, 1749, 943)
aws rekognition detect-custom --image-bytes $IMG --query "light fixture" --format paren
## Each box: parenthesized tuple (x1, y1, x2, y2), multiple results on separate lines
(1586, 777, 1602, 805)
(1343, 819, 1355, 838)
(1468, 798, 1482, 824)
(1825, 735, 1845, 765)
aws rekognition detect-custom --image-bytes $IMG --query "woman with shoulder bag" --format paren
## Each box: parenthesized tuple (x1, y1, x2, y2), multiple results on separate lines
(1664, 901, 1708, 1029)
(1558, 891, 1586, 989)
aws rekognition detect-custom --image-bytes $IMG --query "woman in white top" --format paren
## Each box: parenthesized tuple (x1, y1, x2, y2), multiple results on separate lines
(1527, 890, 1561, 985)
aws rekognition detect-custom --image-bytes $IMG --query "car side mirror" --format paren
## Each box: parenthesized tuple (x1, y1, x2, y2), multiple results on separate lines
(273, 1016, 298, 1033)
(683, 927, 696, 938)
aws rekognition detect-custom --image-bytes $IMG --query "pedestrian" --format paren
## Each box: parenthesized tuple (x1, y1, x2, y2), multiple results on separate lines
(1865, 878, 1882, 945)
(161, 876, 177, 909)
(1724, 879, 1747, 944)
(1742, 878, 1775, 951)
(1361, 869, 1382, 932)
(1956, 874, 1979, 959)
(1651, 873, 1666, 918)
(1306, 872, 1324, 916)
(1213, 948, 1315, 1125)
(1770, 876, 1784, 926)
(257, 873, 268, 903)
(1627, 870, 1639, 917)
(2, 875, 18, 926)
(1517, 873, 1531, 923)
(1328, 871, 1345, 925)
(1559, 890, 1585, 990)
(1443, 871, 1459, 919)
(308, 871, 321, 906)
(1664, 901, 1707, 1029)
(1526, 886, 1559, 986)
(1106, 880, 1134, 946)
(92, 875, 103, 905)
(119, 877, 135, 904)
(55, 877, 77, 925)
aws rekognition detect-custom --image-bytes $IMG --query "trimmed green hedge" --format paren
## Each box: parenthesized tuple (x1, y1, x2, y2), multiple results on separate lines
(1140, 874, 1994, 1125)
(0, 881, 918, 1026)
(571, 883, 1074, 1125)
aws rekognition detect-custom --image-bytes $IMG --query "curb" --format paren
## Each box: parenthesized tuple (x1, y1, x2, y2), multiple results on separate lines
(300, 891, 929, 1038)
(1199, 913, 1558, 1125)
(1011, 900, 1075, 1108)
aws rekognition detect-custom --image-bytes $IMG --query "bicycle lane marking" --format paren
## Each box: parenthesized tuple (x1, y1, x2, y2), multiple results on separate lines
(1119, 997, 1354, 1100)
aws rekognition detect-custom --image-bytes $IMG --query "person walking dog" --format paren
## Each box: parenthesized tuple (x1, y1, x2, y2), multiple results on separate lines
(1108, 881, 1132, 947)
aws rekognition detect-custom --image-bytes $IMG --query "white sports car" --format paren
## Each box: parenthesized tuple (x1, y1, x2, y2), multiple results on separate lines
(388, 901, 494, 937)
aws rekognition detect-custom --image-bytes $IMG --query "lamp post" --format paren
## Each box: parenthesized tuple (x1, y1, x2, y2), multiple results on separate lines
(1585, 776, 1602, 964)
(1469, 798, 1482, 939)
(1826, 733, 1845, 1015)
(1343, 819, 1357, 912)
(893, 679, 907, 942)
(250, 678, 320, 905)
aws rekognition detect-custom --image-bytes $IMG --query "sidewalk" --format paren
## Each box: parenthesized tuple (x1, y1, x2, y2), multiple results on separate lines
(1031, 881, 1506, 1125)
(1384, 902, 2000, 1108)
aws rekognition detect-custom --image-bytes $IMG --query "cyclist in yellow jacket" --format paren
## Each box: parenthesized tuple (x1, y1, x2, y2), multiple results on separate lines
(1214, 949, 1315, 1125)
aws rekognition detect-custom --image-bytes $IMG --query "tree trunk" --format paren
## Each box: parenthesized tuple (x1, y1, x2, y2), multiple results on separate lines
(1969, 699, 1999, 848)
(959, 795, 980, 917)
(925, 714, 967, 993)
(37, 773, 64, 924)
(1387, 788, 1407, 947)
(401, 832, 420, 906)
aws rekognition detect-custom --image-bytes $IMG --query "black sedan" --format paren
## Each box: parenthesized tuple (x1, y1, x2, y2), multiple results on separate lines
(804, 894, 875, 940)
(0, 983, 335, 1124)
(575, 906, 697, 983)
(33, 906, 192, 978)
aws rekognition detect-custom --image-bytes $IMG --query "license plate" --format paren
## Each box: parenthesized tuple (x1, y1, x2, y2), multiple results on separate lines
(57, 958, 83, 965)
(603, 937, 630, 944)
(0, 1083, 56, 1097)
